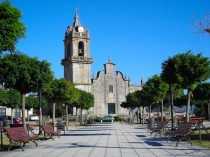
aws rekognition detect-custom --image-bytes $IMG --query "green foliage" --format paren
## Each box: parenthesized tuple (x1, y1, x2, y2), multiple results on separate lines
(194, 104, 208, 118)
(78, 90, 94, 110)
(25, 96, 47, 110)
(0, 0, 26, 53)
(136, 88, 152, 107)
(0, 53, 53, 128)
(0, 89, 21, 108)
(25, 96, 35, 110)
(113, 116, 124, 122)
(193, 82, 210, 119)
(145, 75, 169, 103)
(161, 51, 210, 121)
(172, 84, 184, 98)
(193, 82, 210, 103)
(161, 51, 210, 89)
(173, 94, 187, 107)
(120, 101, 129, 108)
(43, 78, 77, 104)
(0, 90, 8, 105)
(7, 89, 21, 108)
(0, 53, 54, 94)
(161, 57, 179, 84)
(31, 60, 54, 88)
(125, 92, 138, 107)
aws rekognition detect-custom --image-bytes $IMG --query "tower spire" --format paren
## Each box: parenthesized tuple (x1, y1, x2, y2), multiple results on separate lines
(73, 9, 80, 26)
(108, 56, 111, 63)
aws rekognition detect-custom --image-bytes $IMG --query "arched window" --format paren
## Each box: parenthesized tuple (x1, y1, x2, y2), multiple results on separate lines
(78, 41, 84, 56)
(109, 85, 113, 93)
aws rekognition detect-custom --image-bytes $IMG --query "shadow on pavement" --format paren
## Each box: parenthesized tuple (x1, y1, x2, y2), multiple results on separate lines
(61, 133, 111, 136)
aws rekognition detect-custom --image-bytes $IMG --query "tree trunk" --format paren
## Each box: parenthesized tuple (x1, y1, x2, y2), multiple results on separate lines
(142, 107, 145, 124)
(149, 105, 151, 119)
(129, 108, 131, 123)
(208, 100, 210, 121)
(76, 107, 78, 127)
(139, 107, 142, 124)
(170, 84, 174, 129)
(186, 90, 191, 122)
(80, 107, 83, 126)
(11, 108, 13, 124)
(38, 87, 42, 134)
(27, 109, 29, 121)
(161, 99, 163, 121)
(21, 94, 26, 129)
(66, 105, 68, 130)
(53, 102, 55, 125)
(137, 108, 139, 123)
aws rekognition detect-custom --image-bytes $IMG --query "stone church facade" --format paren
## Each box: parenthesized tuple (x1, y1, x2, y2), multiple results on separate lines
(61, 11, 142, 116)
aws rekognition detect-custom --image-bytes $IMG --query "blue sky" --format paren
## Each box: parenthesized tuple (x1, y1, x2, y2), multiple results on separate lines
(8, 0, 210, 84)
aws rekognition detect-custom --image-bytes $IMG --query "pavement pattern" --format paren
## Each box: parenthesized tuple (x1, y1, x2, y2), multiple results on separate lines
(1, 122, 210, 157)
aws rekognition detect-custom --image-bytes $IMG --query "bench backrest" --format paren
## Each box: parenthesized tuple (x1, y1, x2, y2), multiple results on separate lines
(15, 127, 30, 140)
(4, 127, 21, 142)
(156, 121, 167, 130)
(42, 124, 54, 133)
(9, 124, 24, 128)
(175, 122, 193, 135)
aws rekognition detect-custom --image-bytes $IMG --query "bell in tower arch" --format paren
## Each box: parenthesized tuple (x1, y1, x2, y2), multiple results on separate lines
(78, 41, 84, 57)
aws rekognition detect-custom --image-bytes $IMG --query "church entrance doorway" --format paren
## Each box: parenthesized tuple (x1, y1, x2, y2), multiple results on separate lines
(108, 103, 115, 114)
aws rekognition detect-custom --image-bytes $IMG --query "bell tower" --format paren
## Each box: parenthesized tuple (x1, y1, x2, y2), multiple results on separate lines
(61, 10, 93, 92)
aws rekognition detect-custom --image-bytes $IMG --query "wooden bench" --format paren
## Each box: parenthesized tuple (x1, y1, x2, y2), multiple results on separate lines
(189, 117, 208, 133)
(166, 122, 193, 146)
(4, 127, 39, 151)
(56, 121, 66, 134)
(149, 121, 167, 137)
(9, 124, 24, 128)
(42, 124, 61, 140)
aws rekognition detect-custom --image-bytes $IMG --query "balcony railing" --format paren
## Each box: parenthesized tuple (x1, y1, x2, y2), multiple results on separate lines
(72, 56, 93, 62)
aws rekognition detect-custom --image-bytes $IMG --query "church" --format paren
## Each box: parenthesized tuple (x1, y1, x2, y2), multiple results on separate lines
(61, 11, 142, 116)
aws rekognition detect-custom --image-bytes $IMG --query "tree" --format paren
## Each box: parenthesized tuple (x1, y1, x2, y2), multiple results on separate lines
(77, 90, 94, 125)
(120, 93, 137, 120)
(161, 51, 210, 122)
(193, 82, 210, 120)
(0, 0, 26, 54)
(0, 53, 53, 128)
(25, 96, 48, 121)
(120, 101, 129, 108)
(0, 89, 8, 106)
(146, 75, 169, 120)
(122, 92, 138, 123)
(25, 96, 35, 121)
(134, 89, 150, 124)
(0, 89, 21, 123)
(161, 57, 179, 128)
(6, 89, 21, 123)
(43, 78, 77, 126)
(194, 13, 210, 35)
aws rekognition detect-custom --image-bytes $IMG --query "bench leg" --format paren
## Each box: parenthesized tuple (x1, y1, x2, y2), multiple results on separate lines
(32, 140, 38, 147)
(155, 131, 161, 138)
(8, 141, 24, 151)
(176, 136, 192, 146)
(50, 134, 54, 140)
(176, 138, 181, 146)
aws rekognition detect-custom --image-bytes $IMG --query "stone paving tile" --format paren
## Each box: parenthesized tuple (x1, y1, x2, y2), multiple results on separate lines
(1, 122, 210, 157)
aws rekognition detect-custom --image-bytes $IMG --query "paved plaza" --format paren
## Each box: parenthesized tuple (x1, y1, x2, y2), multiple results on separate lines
(1, 122, 210, 157)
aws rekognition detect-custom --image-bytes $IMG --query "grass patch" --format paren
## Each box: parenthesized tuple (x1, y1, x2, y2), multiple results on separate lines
(190, 130, 210, 149)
